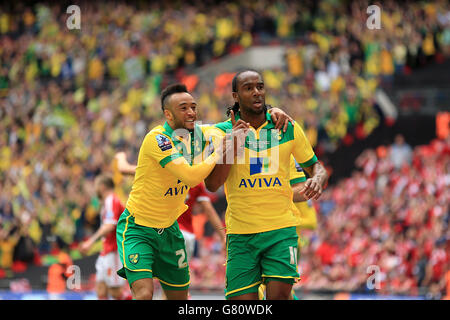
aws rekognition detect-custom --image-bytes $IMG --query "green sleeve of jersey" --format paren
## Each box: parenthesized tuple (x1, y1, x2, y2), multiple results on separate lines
(214, 120, 233, 133)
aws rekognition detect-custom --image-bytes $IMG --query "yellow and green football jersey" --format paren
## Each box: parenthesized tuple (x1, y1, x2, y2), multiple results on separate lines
(211, 111, 318, 234)
(126, 122, 216, 228)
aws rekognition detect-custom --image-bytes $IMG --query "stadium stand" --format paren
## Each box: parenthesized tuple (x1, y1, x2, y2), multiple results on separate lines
(297, 136, 449, 298)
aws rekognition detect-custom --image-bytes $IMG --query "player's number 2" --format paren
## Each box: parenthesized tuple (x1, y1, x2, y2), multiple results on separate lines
(176, 249, 188, 268)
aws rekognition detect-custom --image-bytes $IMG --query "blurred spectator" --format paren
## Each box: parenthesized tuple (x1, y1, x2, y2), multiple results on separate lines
(0, 226, 20, 272)
(390, 134, 413, 170)
(46, 246, 73, 300)
(12, 227, 36, 265)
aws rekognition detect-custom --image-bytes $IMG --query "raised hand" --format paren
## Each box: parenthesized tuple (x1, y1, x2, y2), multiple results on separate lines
(230, 110, 250, 130)
(229, 110, 249, 159)
(114, 152, 129, 170)
(113, 151, 136, 175)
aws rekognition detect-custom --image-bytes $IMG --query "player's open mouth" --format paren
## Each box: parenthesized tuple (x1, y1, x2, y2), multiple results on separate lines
(253, 101, 262, 107)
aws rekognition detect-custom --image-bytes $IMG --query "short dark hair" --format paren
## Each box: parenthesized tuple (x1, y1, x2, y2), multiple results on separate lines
(161, 83, 189, 111)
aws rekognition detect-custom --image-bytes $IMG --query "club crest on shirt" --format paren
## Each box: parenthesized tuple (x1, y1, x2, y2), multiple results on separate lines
(278, 129, 283, 140)
(128, 254, 139, 264)
(156, 134, 172, 151)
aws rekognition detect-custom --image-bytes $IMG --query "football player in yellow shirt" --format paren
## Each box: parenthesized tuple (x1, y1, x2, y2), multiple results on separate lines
(116, 83, 230, 300)
(205, 70, 328, 300)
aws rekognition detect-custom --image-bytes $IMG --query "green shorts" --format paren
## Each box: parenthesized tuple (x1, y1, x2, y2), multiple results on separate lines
(225, 226, 299, 299)
(116, 208, 190, 291)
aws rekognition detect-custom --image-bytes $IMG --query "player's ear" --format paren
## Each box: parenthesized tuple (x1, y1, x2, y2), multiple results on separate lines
(232, 92, 238, 104)
(164, 108, 173, 121)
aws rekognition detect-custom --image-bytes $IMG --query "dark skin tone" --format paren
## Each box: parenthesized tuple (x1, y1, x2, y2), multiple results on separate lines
(204, 110, 248, 192)
(205, 71, 328, 300)
(232, 72, 267, 129)
(205, 71, 268, 192)
(228, 73, 329, 198)
(205, 71, 328, 199)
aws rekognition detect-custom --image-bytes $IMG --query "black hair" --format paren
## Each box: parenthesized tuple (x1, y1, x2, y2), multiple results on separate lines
(161, 83, 189, 111)
(226, 69, 269, 117)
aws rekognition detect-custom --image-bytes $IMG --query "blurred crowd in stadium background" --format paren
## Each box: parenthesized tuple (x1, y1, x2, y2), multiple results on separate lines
(0, 0, 449, 298)
(298, 135, 449, 299)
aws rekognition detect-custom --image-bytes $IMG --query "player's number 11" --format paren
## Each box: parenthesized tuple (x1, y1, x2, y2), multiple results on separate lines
(289, 246, 298, 265)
